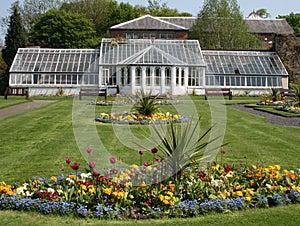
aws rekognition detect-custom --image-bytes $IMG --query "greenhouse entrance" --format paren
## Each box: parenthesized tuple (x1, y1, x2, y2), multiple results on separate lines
(99, 38, 205, 95)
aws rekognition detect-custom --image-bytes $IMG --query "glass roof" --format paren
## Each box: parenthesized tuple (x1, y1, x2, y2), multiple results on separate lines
(100, 38, 205, 66)
(10, 48, 100, 73)
(202, 51, 288, 75)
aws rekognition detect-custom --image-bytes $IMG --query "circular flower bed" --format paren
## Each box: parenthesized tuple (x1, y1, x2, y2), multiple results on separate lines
(273, 100, 300, 114)
(1, 149, 300, 219)
(95, 112, 189, 124)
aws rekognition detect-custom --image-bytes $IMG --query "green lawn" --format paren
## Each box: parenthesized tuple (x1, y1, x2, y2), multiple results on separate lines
(0, 204, 300, 226)
(0, 96, 299, 224)
(0, 96, 299, 183)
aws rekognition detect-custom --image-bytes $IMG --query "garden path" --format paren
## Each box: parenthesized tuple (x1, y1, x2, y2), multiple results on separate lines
(230, 104, 300, 127)
(0, 100, 56, 120)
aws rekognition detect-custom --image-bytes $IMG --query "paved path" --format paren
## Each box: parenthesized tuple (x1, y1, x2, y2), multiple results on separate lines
(0, 100, 56, 120)
(229, 104, 300, 127)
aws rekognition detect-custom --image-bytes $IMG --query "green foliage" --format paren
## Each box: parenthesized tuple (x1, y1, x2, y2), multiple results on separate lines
(30, 8, 99, 48)
(270, 88, 279, 101)
(60, 0, 129, 38)
(189, 0, 262, 50)
(135, 90, 159, 116)
(151, 118, 215, 179)
(21, 0, 62, 32)
(289, 83, 300, 100)
(0, 53, 8, 95)
(2, 2, 27, 67)
(278, 13, 300, 34)
(249, 9, 271, 18)
(142, 0, 192, 17)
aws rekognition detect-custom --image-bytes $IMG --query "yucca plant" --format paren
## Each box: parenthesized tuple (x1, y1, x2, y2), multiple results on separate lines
(150, 118, 220, 180)
(270, 88, 279, 101)
(135, 89, 159, 116)
(290, 83, 300, 101)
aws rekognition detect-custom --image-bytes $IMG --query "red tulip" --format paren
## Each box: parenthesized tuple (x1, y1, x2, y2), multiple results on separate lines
(93, 171, 99, 177)
(139, 149, 144, 155)
(151, 147, 158, 154)
(70, 162, 80, 171)
(221, 150, 226, 155)
(66, 158, 71, 164)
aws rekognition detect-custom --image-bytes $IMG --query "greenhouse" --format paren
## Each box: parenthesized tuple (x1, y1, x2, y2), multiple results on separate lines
(9, 39, 289, 96)
(202, 51, 288, 95)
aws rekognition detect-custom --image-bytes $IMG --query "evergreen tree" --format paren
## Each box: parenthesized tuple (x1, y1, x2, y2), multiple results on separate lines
(2, 1, 27, 67)
(189, 0, 262, 50)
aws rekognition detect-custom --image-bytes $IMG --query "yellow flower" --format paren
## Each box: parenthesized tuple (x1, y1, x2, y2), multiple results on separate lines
(232, 191, 243, 197)
(103, 187, 112, 195)
(50, 176, 57, 182)
(245, 196, 252, 202)
(130, 164, 139, 170)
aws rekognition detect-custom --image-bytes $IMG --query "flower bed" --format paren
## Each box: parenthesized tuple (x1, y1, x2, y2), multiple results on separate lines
(95, 112, 189, 124)
(273, 100, 300, 114)
(89, 99, 183, 106)
(1, 150, 300, 219)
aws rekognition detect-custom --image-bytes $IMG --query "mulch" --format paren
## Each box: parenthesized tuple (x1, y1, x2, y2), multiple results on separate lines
(0, 100, 56, 120)
(229, 104, 300, 127)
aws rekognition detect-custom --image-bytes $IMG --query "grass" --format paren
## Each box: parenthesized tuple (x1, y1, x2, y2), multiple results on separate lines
(0, 96, 299, 183)
(0, 96, 30, 109)
(0, 95, 300, 224)
(0, 204, 299, 225)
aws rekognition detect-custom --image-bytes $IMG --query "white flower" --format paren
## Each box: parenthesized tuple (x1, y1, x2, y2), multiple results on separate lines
(47, 188, 55, 194)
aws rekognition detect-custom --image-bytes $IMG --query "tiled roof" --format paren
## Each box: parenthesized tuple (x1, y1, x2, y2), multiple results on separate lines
(111, 15, 294, 35)
(110, 15, 188, 30)
(245, 19, 294, 34)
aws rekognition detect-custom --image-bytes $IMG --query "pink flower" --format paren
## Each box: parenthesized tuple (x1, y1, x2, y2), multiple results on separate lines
(151, 147, 158, 154)
(144, 162, 151, 167)
(66, 158, 71, 164)
(86, 147, 92, 154)
(109, 157, 116, 164)
(93, 171, 99, 177)
(70, 162, 80, 171)
(139, 149, 144, 155)
(60, 167, 65, 171)
(89, 161, 96, 168)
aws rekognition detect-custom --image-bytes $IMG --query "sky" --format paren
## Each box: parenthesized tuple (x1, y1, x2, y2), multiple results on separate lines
(1, 0, 300, 43)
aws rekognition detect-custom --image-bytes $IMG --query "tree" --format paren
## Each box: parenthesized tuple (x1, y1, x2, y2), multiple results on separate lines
(249, 9, 271, 19)
(21, 0, 62, 32)
(189, 0, 262, 50)
(278, 13, 300, 34)
(60, 0, 120, 38)
(136, 0, 192, 17)
(0, 53, 8, 94)
(30, 9, 99, 48)
(2, 1, 27, 67)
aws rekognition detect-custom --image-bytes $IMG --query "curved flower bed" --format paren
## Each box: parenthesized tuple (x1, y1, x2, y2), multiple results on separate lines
(90, 99, 183, 106)
(273, 100, 300, 114)
(95, 112, 189, 124)
(256, 100, 284, 106)
(1, 155, 300, 219)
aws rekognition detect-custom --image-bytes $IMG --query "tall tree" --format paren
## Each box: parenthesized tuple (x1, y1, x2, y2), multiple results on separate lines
(136, 0, 192, 17)
(189, 0, 262, 50)
(2, 1, 27, 67)
(60, 0, 120, 38)
(0, 53, 8, 94)
(21, 0, 62, 32)
(278, 13, 300, 34)
(30, 9, 99, 48)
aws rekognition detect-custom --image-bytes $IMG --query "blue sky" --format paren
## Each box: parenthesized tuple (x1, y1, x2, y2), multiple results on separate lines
(1, 0, 300, 43)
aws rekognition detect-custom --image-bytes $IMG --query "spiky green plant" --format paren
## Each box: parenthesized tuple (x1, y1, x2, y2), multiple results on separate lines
(270, 88, 279, 101)
(135, 89, 159, 116)
(289, 83, 300, 100)
(150, 118, 220, 180)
